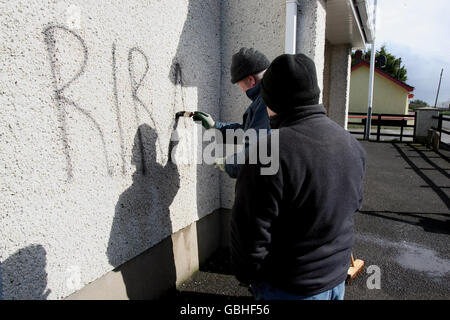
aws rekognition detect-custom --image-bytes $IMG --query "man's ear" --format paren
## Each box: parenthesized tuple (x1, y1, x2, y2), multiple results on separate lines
(248, 75, 256, 87)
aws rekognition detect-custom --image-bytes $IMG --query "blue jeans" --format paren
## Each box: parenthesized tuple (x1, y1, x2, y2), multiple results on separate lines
(250, 281, 346, 300)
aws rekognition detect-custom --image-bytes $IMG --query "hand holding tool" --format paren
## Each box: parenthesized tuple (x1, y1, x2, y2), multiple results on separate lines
(192, 111, 215, 129)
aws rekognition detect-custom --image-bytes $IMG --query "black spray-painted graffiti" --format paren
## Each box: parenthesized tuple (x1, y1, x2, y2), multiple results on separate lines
(168, 62, 185, 162)
(128, 47, 152, 175)
(43, 25, 113, 180)
(128, 47, 179, 171)
(112, 43, 126, 175)
(43, 25, 180, 180)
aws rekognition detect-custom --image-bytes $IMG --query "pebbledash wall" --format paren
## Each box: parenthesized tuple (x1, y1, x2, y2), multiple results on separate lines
(0, 0, 290, 300)
(1, 0, 353, 299)
(0, 0, 222, 299)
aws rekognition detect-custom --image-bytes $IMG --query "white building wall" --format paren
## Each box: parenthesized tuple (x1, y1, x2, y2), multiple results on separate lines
(1, 0, 356, 300)
(325, 44, 352, 128)
(296, 0, 327, 103)
(0, 0, 221, 299)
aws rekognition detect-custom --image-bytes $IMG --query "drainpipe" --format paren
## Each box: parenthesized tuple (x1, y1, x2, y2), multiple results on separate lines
(364, 0, 378, 140)
(285, 0, 299, 54)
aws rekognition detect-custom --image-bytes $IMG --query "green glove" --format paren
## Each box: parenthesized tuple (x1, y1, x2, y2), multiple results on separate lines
(192, 111, 215, 129)
(214, 156, 226, 172)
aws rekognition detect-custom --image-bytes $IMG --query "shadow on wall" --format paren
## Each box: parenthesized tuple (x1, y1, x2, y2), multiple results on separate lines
(170, 0, 226, 268)
(169, 0, 222, 238)
(105, 0, 220, 299)
(106, 124, 180, 299)
(0, 245, 50, 300)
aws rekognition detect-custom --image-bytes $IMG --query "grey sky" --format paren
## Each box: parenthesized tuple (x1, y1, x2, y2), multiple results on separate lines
(370, 0, 449, 106)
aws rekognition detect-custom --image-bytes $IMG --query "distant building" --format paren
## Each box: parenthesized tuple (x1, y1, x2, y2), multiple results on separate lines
(349, 61, 414, 115)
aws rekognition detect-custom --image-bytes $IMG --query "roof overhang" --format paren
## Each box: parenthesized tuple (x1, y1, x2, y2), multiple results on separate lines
(326, 0, 374, 49)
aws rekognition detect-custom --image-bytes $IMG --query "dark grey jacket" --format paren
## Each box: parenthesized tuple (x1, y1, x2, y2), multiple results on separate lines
(231, 104, 366, 296)
(215, 83, 270, 178)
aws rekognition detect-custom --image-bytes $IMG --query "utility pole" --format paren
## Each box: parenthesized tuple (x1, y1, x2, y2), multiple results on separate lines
(364, 0, 378, 140)
(434, 68, 444, 108)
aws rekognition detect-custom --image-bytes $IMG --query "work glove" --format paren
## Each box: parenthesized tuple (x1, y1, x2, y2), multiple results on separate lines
(192, 111, 215, 129)
(214, 156, 226, 172)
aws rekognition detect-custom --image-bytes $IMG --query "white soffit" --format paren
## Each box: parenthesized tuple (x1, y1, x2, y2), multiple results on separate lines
(326, 0, 368, 49)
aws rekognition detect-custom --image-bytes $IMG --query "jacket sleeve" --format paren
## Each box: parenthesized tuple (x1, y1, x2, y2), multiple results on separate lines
(224, 152, 241, 179)
(230, 159, 283, 285)
(214, 121, 243, 138)
(222, 128, 271, 179)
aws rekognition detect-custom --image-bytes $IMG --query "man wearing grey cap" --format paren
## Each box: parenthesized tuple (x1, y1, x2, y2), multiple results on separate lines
(191, 47, 271, 178)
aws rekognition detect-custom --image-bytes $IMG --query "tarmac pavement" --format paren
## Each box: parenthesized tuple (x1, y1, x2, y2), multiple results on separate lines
(171, 141, 450, 300)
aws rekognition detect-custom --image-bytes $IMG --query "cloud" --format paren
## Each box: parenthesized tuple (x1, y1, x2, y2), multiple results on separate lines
(390, 44, 449, 105)
(376, 0, 450, 62)
(368, 0, 450, 104)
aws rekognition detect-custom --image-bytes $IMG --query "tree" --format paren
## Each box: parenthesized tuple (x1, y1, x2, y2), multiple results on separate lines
(410, 99, 428, 107)
(352, 45, 408, 82)
(409, 99, 429, 111)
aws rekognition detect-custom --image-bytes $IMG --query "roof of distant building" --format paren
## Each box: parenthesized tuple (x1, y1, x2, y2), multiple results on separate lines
(351, 61, 415, 92)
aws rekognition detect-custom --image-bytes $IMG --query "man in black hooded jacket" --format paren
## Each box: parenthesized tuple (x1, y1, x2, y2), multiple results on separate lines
(230, 53, 366, 300)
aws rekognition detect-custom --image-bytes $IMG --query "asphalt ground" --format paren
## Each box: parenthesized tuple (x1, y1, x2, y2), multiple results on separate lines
(170, 141, 450, 300)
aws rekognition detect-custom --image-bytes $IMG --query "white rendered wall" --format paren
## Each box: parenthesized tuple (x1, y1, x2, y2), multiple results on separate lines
(324, 43, 352, 129)
(1, 0, 336, 299)
(0, 0, 221, 299)
(296, 0, 327, 103)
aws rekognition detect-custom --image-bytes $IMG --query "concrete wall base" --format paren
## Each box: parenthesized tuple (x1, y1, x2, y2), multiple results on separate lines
(66, 209, 231, 300)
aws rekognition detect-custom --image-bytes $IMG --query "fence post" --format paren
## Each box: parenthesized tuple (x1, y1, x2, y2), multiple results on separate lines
(363, 117, 367, 139)
(413, 112, 417, 140)
(437, 114, 442, 145)
(400, 120, 404, 142)
(376, 114, 381, 142)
